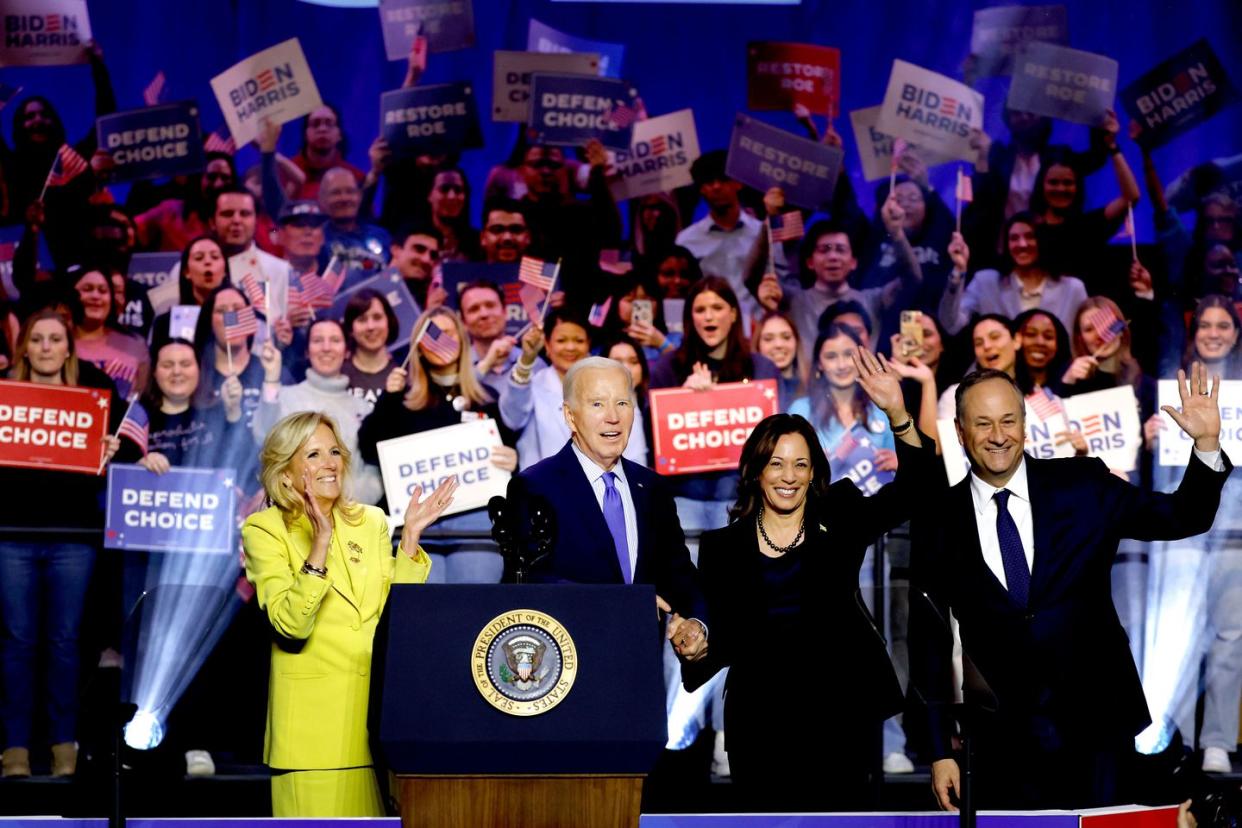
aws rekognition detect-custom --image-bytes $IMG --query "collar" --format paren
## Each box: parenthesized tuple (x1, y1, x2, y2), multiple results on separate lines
(968, 455, 1030, 515)
(570, 440, 628, 488)
(304, 368, 350, 392)
(706, 211, 759, 234)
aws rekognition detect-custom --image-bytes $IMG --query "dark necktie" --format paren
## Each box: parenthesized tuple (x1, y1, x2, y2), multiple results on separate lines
(994, 489, 1030, 607)
(602, 472, 631, 584)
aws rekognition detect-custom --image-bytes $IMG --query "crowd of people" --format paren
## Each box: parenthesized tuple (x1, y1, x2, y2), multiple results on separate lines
(0, 26, 1239, 821)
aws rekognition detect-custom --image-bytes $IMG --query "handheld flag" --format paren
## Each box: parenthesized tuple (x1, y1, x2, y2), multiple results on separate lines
(519, 256, 558, 293)
(519, 283, 547, 328)
(240, 274, 267, 313)
(1125, 205, 1138, 262)
(955, 166, 974, 233)
(298, 271, 335, 310)
(608, 100, 637, 129)
(143, 71, 167, 107)
(1082, 305, 1126, 349)
(117, 401, 150, 456)
(417, 318, 458, 362)
(223, 307, 260, 344)
(204, 130, 237, 156)
(40, 144, 89, 200)
(1026, 387, 1063, 422)
(768, 211, 804, 243)
(587, 296, 613, 327)
(321, 255, 348, 294)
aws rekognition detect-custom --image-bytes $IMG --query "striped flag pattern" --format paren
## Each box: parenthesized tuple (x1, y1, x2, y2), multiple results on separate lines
(608, 100, 637, 129)
(240, 274, 266, 313)
(102, 358, 138, 386)
(45, 144, 88, 188)
(587, 296, 612, 327)
(143, 71, 166, 107)
(118, 401, 150, 456)
(519, 256, 557, 292)
(223, 307, 259, 343)
(956, 167, 974, 203)
(769, 211, 804, 242)
(298, 271, 335, 309)
(320, 256, 348, 294)
(890, 138, 908, 172)
(1082, 305, 1126, 346)
(417, 319, 458, 362)
(1026, 387, 1063, 422)
(204, 130, 236, 155)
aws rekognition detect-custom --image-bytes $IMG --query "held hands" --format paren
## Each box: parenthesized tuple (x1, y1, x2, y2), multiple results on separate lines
(401, 476, 460, 553)
(931, 757, 961, 811)
(658, 596, 708, 661)
(1162, 362, 1222, 452)
(850, 349, 906, 422)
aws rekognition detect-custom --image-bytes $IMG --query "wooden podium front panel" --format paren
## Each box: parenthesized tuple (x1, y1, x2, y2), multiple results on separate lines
(397, 775, 643, 828)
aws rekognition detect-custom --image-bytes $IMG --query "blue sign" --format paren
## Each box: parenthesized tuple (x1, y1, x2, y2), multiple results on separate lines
(1007, 42, 1118, 126)
(380, 82, 482, 156)
(328, 269, 420, 353)
(96, 101, 205, 183)
(828, 426, 893, 497)
(725, 113, 843, 210)
(528, 18, 623, 78)
(378, 0, 475, 59)
(439, 261, 526, 336)
(1122, 38, 1237, 150)
(105, 465, 237, 555)
(129, 821, 401, 828)
(127, 251, 180, 289)
(0, 222, 52, 300)
(528, 73, 638, 151)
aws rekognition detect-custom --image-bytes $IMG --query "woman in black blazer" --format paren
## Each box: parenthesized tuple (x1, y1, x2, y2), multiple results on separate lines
(682, 349, 933, 812)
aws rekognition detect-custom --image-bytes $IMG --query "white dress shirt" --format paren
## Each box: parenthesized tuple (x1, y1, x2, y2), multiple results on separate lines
(571, 441, 639, 583)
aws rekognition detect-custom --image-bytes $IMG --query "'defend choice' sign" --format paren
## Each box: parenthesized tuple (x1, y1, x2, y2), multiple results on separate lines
(105, 465, 237, 555)
(528, 73, 638, 151)
(96, 102, 205, 183)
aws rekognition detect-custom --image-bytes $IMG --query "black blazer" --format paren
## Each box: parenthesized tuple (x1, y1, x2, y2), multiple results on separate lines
(912, 451, 1232, 759)
(505, 440, 707, 622)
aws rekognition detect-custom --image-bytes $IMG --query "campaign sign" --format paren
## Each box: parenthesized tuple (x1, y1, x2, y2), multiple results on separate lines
(492, 51, 600, 122)
(874, 60, 984, 164)
(970, 4, 1069, 77)
(0, 380, 110, 474)
(378, 0, 474, 59)
(379, 82, 482, 156)
(1061, 386, 1141, 472)
(747, 42, 841, 116)
(829, 426, 894, 496)
(0, 222, 52, 299)
(0, 0, 90, 67)
(96, 102, 205, 183)
(528, 73, 638, 151)
(439, 261, 526, 336)
(169, 305, 201, 341)
(210, 38, 323, 147)
(1007, 42, 1118, 126)
(936, 419, 972, 486)
(127, 251, 180, 289)
(1122, 39, 1236, 150)
(104, 465, 236, 554)
(328, 270, 418, 354)
(1023, 398, 1075, 460)
(848, 105, 953, 182)
(1157, 379, 1242, 466)
(607, 109, 700, 202)
(725, 114, 843, 210)
(528, 18, 623, 78)
(650, 380, 779, 476)
(377, 418, 508, 524)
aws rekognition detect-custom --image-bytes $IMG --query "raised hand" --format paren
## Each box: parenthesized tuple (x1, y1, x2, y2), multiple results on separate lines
(851, 349, 906, 421)
(1161, 362, 1221, 452)
(948, 231, 970, 273)
(302, 470, 333, 552)
(684, 361, 715, 392)
(385, 366, 408, 394)
(401, 476, 460, 553)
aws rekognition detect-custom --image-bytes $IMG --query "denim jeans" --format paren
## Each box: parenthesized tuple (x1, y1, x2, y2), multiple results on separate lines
(0, 540, 96, 748)
(421, 508, 504, 585)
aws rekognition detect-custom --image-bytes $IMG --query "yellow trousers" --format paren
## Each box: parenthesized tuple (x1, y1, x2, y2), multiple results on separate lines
(270, 767, 384, 816)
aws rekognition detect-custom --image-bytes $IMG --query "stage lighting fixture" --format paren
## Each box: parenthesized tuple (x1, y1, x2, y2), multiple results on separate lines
(124, 710, 165, 751)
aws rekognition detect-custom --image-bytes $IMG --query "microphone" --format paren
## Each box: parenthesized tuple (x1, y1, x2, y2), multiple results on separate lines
(528, 494, 556, 570)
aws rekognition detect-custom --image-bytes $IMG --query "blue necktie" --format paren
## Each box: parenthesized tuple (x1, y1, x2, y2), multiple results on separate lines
(602, 472, 631, 584)
(994, 489, 1030, 607)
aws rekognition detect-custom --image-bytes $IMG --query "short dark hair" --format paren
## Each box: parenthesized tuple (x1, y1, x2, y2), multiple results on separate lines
(954, 369, 1024, 423)
(211, 186, 256, 215)
(800, 219, 857, 283)
(817, 299, 873, 336)
(690, 150, 729, 188)
(543, 306, 591, 343)
(458, 279, 504, 306)
(391, 221, 443, 248)
(342, 288, 399, 349)
(729, 413, 834, 524)
(481, 198, 529, 228)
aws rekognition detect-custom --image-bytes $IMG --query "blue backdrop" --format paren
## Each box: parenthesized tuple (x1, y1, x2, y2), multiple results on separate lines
(8, 0, 1242, 235)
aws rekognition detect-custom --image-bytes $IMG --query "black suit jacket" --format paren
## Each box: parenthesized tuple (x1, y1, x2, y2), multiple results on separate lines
(912, 451, 1232, 760)
(505, 440, 707, 622)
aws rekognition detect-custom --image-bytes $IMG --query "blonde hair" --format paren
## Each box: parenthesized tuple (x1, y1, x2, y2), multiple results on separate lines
(258, 411, 363, 526)
(403, 308, 493, 411)
(12, 307, 79, 385)
(1072, 296, 1141, 391)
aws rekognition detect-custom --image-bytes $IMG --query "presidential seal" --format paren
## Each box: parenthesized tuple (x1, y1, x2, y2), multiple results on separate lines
(471, 609, 578, 716)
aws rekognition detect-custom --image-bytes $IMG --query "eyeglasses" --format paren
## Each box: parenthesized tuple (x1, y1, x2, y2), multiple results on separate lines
(308, 118, 338, 129)
(486, 224, 528, 236)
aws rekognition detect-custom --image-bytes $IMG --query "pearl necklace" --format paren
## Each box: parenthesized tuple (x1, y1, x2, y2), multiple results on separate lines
(757, 503, 805, 556)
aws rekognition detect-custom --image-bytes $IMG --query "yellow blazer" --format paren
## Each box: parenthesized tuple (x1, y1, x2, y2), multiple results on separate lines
(242, 503, 430, 770)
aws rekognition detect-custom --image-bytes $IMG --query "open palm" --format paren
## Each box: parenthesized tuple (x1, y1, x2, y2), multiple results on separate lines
(1162, 362, 1221, 446)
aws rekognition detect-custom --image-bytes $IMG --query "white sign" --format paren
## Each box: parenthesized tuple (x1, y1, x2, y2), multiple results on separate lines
(0, 0, 91, 67)
(937, 419, 971, 486)
(169, 305, 201, 342)
(1061, 386, 1141, 472)
(874, 60, 984, 164)
(210, 38, 323, 146)
(848, 105, 953, 182)
(936, 396, 1072, 485)
(376, 418, 509, 525)
(607, 109, 700, 202)
(1157, 379, 1242, 466)
(491, 51, 600, 122)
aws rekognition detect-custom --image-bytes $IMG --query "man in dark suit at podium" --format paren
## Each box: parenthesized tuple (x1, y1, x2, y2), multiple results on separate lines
(914, 366, 1231, 810)
(505, 356, 708, 660)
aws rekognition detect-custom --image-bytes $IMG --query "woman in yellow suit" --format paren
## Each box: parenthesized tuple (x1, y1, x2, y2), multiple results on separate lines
(242, 411, 458, 816)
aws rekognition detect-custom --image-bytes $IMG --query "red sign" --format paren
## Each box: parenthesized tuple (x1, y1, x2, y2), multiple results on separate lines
(650, 380, 779, 476)
(747, 42, 842, 116)
(0, 379, 111, 474)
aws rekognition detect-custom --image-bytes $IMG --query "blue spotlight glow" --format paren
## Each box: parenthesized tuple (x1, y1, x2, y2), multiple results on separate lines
(123, 710, 165, 750)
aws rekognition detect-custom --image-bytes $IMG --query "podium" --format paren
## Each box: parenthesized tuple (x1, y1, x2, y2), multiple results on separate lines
(371, 584, 668, 828)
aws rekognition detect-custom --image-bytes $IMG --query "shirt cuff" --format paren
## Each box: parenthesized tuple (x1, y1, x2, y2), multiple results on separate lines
(689, 617, 708, 640)
(1193, 447, 1225, 472)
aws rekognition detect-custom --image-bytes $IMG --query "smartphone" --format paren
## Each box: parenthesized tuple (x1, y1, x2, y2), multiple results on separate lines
(632, 298, 654, 328)
(899, 310, 924, 358)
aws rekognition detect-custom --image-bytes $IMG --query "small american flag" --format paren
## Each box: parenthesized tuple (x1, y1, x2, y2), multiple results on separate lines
(417, 319, 458, 362)
(223, 307, 260, 343)
(45, 144, 88, 188)
(891, 138, 908, 172)
(956, 167, 973, 203)
(769, 211, 804, 242)
(1082, 305, 1126, 346)
(321, 256, 349, 294)
(608, 99, 637, 129)
(299, 271, 335, 309)
(204, 130, 236, 156)
(118, 401, 150, 456)
(143, 70, 166, 107)
(519, 283, 546, 328)
(519, 256, 557, 293)
(240, 274, 267, 313)
(286, 283, 312, 325)
(834, 429, 860, 461)
(1026, 387, 1063, 422)
(587, 296, 612, 327)
(1124, 206, 1136, 239)
(102, 358, 137, 385)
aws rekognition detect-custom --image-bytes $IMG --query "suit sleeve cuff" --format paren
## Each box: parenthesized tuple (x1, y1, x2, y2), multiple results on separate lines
(1192, 447, 1226, 472)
